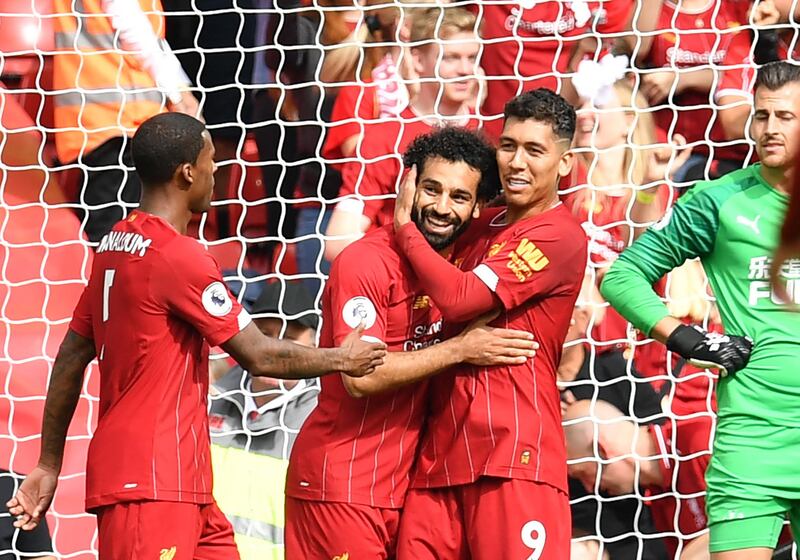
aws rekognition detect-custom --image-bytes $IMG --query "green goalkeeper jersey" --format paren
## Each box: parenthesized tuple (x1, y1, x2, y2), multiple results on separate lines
(601, 164, 800, 427)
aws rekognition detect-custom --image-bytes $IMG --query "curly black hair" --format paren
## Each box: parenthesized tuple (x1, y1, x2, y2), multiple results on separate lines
(504, 88, 576, 142)
(402, 126, 500, 202)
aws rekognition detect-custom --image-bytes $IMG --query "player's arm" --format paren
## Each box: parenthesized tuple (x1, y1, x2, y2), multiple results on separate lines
(392, 221, 499, 322)
(342, 315, 538, 397)
(7, 329, 96, 530)
(222, 321, 385, 380)
(600, 187, 751, 375)
(619, 0, 661, 63)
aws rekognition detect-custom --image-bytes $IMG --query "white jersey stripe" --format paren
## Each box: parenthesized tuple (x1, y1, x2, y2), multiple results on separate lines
(533, 355, 542, 479)
(370, 392, 397, 507)
(390, 389, 416, 509)
(347, 397, 371, 503)
(484, 367, 496, 448)
(175, 352, 190, 501)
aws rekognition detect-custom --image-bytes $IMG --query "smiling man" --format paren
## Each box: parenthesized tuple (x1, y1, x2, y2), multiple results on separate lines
(391, 89, 587, 559)
(284, 127, 538, 559)
(601, 61, 800, 559)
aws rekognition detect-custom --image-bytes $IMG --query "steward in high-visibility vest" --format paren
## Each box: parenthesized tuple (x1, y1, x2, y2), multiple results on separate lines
(52, 0, 178, 164)
(52, 0, 193, 242)
(210, 368, 318, 560)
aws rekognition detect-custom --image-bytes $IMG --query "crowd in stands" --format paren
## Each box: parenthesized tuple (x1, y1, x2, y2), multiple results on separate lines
(2, 0, 799, 558)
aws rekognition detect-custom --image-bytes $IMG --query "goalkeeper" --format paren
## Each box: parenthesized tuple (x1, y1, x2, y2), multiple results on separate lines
(601, 60, 800, 558)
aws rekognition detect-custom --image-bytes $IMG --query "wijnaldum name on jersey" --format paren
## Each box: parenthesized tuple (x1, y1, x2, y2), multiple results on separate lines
(97, 231, 152, 257)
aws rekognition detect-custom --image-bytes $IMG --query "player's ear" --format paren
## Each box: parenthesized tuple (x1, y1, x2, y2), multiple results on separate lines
(177, 162, 193, 191)
(558, 149, 574, 178)
(472, 202, 480, 219)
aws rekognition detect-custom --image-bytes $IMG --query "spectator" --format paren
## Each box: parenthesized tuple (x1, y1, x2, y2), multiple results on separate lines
(324, 5, 482, 261)
(559, 285, 669, 560)
(565, 399, 713, 560)
(263, 0, 386, 295)
(476, 0, 633, 138)
(715, 0, 795, 151)
(565, 68, 687, 358)
(0, 470, 55, 560)
(209, 281, 320, 560)
(322, 0, 436, 164)
(52, 0, 199, 244)
(193, 0, 258, 240)
(622, 0, 752, 181)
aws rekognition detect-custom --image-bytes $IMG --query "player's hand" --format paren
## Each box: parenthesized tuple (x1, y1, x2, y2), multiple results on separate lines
(457, 312, 538, 366)
(666, 324, 753, 377)
(640, 70, 677, 105)
(394, 165, 417, 232)
(6, 464, 58, 531)
(338, 323, 387, 378)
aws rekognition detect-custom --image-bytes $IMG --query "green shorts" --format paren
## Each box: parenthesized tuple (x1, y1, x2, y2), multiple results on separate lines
(706, 419, 800, 552)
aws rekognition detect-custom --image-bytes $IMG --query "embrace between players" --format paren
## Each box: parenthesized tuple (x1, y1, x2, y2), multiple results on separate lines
(8, 64, 800, 559)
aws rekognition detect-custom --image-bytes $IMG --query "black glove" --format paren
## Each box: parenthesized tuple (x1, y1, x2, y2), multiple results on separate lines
(666, 325, 752, 377)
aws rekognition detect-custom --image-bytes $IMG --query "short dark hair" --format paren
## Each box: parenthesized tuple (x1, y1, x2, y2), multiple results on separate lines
(403, 127, 500, 202)
(755, 61, 800, 93)
(503, 88, 576, 142)
(132, 112, 207, 185)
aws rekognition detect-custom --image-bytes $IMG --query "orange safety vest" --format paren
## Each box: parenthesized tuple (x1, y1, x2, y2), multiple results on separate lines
(52, 0, 168, 163)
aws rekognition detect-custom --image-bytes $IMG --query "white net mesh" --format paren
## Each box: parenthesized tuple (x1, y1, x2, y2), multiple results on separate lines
(1, 0, 799, 558)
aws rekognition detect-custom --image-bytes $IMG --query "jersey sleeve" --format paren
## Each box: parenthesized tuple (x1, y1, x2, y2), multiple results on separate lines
(155, 239, 251, 346)
(472, 219, 587, 310)
(714, 31, 754, 102)
(69, 284, 94, 340)
(601, 183, 722, 335)
(326, 245, 391, 345)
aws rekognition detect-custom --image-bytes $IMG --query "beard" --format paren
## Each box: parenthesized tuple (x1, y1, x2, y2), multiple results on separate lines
(411, 205, 472, 251)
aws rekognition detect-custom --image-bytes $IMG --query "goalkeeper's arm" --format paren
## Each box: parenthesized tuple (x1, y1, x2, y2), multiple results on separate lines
(601, 188, 753, 376)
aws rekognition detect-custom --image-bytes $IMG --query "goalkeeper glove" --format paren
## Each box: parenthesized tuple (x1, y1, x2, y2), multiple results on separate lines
(666, 325, 752, 377)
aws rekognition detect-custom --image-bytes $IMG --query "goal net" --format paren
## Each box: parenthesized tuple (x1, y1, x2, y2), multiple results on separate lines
(0, 1, 797, 559)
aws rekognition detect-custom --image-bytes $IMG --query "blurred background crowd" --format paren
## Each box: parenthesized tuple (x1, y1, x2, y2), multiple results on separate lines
(0, 0, 798, 558)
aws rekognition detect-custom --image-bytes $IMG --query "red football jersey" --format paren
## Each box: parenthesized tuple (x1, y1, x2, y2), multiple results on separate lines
(324, 83, 380, 165)
(648, 415, 713, 556)
(69, 211, 249, 511)
(411, 205, 586, 493)
(478, 0, 630, 137)
(338, 108, 478, 230)
(643, 1, 750, 161)
(286, 226, 444, 509)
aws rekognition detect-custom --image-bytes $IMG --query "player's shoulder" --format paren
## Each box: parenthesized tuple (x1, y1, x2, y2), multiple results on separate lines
(513, 202, 584, 238)
(680, 165, 765, 207)
(334, 225, 400, 273)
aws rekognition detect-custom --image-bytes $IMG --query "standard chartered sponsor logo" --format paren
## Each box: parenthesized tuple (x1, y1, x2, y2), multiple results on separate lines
(747, 255, 800, 305)
(403, 318, 443, 351)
